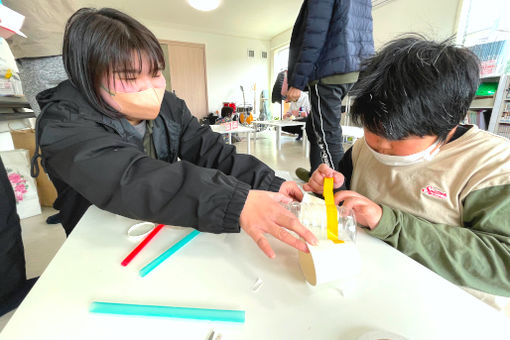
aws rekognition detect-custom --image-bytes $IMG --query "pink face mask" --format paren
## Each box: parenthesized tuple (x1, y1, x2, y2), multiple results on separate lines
(99, 66, 166, 121)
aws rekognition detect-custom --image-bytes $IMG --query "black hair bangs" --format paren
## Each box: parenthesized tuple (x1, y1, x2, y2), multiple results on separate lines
(102, 20, 165, 90)
(63, 8, 165, 118)
(350, 34, 480, 141)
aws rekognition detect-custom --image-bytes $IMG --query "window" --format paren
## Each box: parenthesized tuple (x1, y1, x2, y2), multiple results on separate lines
(271, 46, 289, 119)
(273, 46, 289, 76)
(457, 0, 510, 76)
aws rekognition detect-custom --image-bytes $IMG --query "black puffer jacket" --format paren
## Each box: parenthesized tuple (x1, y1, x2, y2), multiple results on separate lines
(32, 81, 284, 234)
(288, 0, 374, 90)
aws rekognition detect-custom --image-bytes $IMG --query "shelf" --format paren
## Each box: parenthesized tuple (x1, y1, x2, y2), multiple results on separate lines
(0, 96, 30, 109)
(480, 75, 501, 82)
(470, 97, 495, 109)
(0, 112, 35, 121)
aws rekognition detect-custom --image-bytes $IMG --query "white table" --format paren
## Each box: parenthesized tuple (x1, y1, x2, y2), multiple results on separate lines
(2, 206, 509, 339)
(252, 120, 308, 152)
(252, 121, 363, 155)
(209, 125, 255, 154)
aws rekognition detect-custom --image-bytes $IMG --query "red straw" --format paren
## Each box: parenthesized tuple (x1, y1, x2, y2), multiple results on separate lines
(121, 224, 165, 266)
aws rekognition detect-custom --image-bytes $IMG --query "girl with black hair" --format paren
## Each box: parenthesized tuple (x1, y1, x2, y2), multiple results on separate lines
(32, 8, 317, 259)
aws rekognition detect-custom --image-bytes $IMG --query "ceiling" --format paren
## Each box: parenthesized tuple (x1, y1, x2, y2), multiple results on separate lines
(80, 0, 304, 40)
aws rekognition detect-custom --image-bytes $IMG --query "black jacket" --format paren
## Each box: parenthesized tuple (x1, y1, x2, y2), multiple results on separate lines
(33, 81, 284, 235)
(0, 157, 26, 310)
(288, 0, 374, 90)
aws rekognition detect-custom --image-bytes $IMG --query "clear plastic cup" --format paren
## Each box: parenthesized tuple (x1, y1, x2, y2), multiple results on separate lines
(283, 202, 357, 243)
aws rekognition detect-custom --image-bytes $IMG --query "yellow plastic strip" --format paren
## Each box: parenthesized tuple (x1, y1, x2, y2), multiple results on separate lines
(324, 177, 343, 244)
(327, 205, 343, 243)
(323, 177, 334, 205)
(328, 229, 343, 244)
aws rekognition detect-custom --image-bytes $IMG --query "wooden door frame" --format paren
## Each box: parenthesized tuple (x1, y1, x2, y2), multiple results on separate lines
(159, 40, 209, 113)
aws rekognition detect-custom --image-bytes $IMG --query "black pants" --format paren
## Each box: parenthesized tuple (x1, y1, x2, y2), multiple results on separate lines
(306, 82, 352, 173)
(0, 156, 29, 315)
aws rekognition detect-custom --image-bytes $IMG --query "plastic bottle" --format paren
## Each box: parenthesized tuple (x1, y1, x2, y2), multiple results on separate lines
(246, 112, 253, 124)
(283, 202, 357, 243)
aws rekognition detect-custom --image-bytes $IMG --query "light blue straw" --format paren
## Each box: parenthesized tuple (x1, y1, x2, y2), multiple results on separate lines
(90, 301, 245, 323)
(139, 229, 200, 277)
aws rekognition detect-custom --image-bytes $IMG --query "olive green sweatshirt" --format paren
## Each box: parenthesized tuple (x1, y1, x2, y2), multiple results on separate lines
(350, 126, 510, 297)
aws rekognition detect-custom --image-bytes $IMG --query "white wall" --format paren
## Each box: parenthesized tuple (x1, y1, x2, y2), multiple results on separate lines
(372, 0, 462, 48)
(270, 28, 293, 52)
(269, 0, 462, 54)
(145, 21, 270, 115)
(268, 29, 293, 118)
(267, 0, 462, 109)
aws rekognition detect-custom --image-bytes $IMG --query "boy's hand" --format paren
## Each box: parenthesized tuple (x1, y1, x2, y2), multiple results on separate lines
(279, 181, 304, 202)
(334, 191, 382, 230)
(303, 164, 344, 194)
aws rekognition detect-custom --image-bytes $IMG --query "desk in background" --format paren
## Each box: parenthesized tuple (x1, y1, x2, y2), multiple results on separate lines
(209, 124, 255, 154)
(1, 205, 509, 340)
(342, 125, 364, 141)
(342, 125, 364, 150)
(252, 120, 308, 155)
(252, 120, 364, 155)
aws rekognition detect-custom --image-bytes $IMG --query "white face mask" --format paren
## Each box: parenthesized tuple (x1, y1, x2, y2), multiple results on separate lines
(365, 138, 441, 167)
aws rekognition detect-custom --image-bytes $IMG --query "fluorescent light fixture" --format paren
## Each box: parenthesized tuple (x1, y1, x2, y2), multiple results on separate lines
(188, 0, 221, 11)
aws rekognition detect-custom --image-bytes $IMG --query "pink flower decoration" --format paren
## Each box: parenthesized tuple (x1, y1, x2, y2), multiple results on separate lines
(15, 191, 24, 202)
(7, 170, 29, 203)
(8, 173, 22, 184)
(15, 183, 27, 193)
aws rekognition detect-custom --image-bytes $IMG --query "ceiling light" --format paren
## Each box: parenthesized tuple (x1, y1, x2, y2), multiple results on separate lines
(187, 0, 221, 11)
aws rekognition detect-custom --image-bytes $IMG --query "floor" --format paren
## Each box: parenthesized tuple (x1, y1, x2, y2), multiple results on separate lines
(0, 129, 311, 331)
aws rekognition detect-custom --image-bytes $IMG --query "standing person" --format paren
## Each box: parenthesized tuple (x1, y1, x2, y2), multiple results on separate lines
(286, 0, 374, 181)
(5, 0, 78, 225)
(32, 8, 318, 259)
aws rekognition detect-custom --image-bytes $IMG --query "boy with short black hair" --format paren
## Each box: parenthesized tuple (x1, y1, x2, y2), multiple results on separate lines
(305, 35, 510, 298)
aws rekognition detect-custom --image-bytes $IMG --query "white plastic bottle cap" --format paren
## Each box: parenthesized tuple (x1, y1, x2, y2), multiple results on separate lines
(127, 222, 156, 242)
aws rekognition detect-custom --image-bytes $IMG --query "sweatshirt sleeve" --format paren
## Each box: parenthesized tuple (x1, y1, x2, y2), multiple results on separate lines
(38, 102, 268, 234)
(366, 184, 510, 297)
(176, 97, 284, 192)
